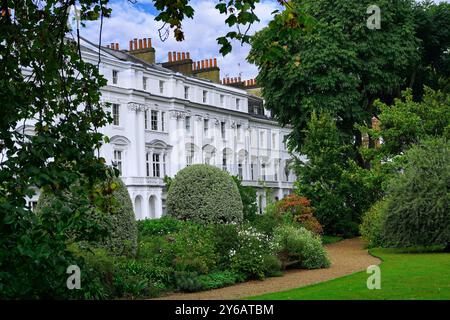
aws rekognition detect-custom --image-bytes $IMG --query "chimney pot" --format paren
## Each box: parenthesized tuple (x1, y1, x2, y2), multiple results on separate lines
(115, 43, 119, 50)
(129, 40, 133, 51)
(209, 59, 213, 68)
(177, 52, 181, 61)
(168, 52, 172, 62)
(138, 39, 143, 49)
(187, 52, 190, 59)
(197, 61, 200, 69)
(201, 60, 205, 69)
(148, 38, 152, 47)
(214, 58, 217, 67)
(143, 38, 147, 48)
(133, 38, 138, 51)
(182, 52, 186, 60)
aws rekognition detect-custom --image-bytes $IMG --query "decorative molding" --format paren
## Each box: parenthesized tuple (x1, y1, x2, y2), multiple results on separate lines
(169, 110, 188, 120)
(128, 102, 149, 112)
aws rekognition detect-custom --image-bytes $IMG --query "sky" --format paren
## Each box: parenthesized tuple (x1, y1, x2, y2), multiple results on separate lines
(80, 0, 282, 81)
(80, 0, 449, 81)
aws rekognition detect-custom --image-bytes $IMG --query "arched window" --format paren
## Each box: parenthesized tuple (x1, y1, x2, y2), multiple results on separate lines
(134, 196, 143, 220)
(149, 195, 157, 219)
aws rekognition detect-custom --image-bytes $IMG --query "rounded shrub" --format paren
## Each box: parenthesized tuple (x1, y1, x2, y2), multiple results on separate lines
(360, 199, 388, 248)
(166, 164, 243, 224)
(273, 225, 330, 270)
(382, 138, 450, 249)
(101, 177, 138, 257)
(36, 174, 138, 257)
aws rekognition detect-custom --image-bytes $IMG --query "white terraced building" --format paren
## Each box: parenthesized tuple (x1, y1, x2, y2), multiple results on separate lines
(26, 37, 296, 219)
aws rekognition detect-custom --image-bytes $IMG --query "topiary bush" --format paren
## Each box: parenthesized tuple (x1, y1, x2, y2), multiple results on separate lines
(273, 225, 330, 270)
(382, 138, 450, 250)
(102, 177, 138, 257)
(166, 164, 243, 224)
(36, 173, 138, 257)
(360, 199, 388, 248)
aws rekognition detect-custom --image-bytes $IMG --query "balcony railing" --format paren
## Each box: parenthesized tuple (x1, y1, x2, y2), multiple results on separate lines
(121, 176, 165, 186)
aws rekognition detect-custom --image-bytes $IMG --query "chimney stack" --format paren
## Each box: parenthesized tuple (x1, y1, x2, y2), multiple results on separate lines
(128, 36, 156, 64)
(162, 51, 194, 76)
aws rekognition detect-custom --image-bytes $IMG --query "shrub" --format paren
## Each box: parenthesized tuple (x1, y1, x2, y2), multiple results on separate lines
(68, 244, 116, 300)
(37, 175, 138, 257)
(360, 199, 388, 248)
(230, 225, 274, 280)
(273, 225, 330, 270)
(232, 175, 258, 221)
(101, 177, 138, 257)
(197, 271, 245, 291)
(209, 223, 240, 268)
(137, 216, 183, 238)
(113, 259, 168, 298)
(261, 254, 283, 277)
(174, 272, 204, 292)
(166, 164, 243, 224)
(382, 138, 450, 250)
(252, 203, 287, 236)
(170, 224, 217, 274)
(275, 195, 324, 235)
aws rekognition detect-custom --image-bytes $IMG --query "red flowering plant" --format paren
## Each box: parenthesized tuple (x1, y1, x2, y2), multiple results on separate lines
(275, 195, 324, 235)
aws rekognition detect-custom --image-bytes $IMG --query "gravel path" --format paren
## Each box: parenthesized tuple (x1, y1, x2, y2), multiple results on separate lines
(154, 238, 380, 300)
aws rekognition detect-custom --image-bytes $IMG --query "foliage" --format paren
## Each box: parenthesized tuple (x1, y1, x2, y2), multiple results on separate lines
(360, 199, 388, 248)
(363, 88, 450, 162)
(275, 195, 323, 235)
(36, 175, 138, 257)
(68, 244, 116, 300)
(137, 216, 183, 238)
(100, 177, 137, 257)
(261, 254, 283, 277)
(273, 225, 330, 270)
(232, 175, 258, 221)
(411, 1, 450, 97)
(113, 259, 166, 298)
(169, 224, 217, 274)
(166, 164, 243, 224)
(295, 112, 381, 236)
(0, 0, 113, 299)
(252, 203, 288, 236)
(382, 138, 450, 249)
(175, 270, 245, 293)
(209, 223, 241, 268)
(230, 225, 275, 280)
(249, 0, 419, 154)
(197, 270, 245, 290)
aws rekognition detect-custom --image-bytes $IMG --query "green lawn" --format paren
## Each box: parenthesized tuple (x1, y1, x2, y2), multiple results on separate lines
(248, 248, 450, 300)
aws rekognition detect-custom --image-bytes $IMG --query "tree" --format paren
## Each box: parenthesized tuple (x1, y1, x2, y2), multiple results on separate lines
(249, 0, 420, 163)
(411, 1, 450, 97)
(0, 1, 114, 298)
(295, 112, 381, 236)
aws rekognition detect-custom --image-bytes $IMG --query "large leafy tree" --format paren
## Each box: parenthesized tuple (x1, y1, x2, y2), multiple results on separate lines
(295, 112, 381, 236)
(249, 0, 420, 163)
(0, 0, 115, 298)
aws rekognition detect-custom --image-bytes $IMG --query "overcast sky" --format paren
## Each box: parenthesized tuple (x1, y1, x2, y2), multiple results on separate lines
(80, 0, 449, 81)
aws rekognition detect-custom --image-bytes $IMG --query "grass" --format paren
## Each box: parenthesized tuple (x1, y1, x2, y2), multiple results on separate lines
(248, 248, 450, 300)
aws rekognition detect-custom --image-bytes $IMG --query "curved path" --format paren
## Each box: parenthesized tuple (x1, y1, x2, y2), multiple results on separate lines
(154, 238, 380, 300)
